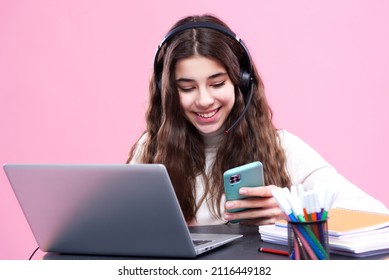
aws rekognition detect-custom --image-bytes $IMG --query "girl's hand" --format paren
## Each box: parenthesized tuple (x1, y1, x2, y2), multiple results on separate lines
(223, 185, 285, 226)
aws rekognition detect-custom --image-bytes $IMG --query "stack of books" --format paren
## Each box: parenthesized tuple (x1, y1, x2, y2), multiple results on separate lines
(259, 208, 389, 257)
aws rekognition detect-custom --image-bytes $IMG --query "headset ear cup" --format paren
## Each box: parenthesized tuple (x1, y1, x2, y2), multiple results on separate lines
(239, 70, 252, 97)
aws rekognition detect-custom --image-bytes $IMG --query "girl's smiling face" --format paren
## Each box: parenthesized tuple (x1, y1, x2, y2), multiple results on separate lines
(175, 55, 235, 135)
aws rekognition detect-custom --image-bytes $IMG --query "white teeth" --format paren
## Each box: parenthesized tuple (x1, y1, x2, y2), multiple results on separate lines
(197, 109, 217, 118)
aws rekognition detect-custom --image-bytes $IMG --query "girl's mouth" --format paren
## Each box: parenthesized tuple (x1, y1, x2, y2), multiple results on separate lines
(196, 108, 219, 119)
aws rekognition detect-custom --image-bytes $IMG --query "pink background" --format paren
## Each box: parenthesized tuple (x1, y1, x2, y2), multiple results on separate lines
(1, 1, 388, 259)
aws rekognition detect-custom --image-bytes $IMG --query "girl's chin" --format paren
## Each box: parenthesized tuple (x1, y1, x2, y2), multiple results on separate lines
(195, 124, 226, 136)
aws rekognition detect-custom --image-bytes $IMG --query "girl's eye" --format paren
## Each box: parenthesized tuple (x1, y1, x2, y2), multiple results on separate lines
(212, 81, 226, 88)
(178, 87, 195, 93)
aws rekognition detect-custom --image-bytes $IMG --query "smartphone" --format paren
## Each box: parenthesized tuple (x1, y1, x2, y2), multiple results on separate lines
(223, 161, 264, 213)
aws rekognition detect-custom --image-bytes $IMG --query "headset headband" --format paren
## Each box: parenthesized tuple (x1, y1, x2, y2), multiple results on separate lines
(154, 21, 253, 93)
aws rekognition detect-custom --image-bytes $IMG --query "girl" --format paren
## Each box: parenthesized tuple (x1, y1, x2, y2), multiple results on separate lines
(127, 14, 388, 226)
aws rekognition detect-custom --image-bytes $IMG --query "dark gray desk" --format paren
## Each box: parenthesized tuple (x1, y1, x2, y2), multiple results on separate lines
(43, 224, 389, 260)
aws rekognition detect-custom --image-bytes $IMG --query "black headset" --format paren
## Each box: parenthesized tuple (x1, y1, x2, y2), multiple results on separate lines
(153, 21, 254, 133)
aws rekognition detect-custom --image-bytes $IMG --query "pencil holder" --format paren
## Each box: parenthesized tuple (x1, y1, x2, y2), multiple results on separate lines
(287, 220, 330, 260)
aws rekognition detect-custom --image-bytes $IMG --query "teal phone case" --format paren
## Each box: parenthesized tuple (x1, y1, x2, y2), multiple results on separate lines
(223, 161, 264, 214)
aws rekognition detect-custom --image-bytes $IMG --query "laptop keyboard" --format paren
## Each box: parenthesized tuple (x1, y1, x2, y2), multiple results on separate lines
(193, 239, 213, 246)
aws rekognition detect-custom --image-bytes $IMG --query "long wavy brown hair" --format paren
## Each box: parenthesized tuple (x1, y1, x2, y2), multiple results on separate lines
(127, 14, 291, 222)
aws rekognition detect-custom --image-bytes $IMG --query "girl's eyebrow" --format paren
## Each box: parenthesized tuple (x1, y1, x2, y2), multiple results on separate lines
(208, 72, 228, 80)
(176, 72, 228, 83)
(175, 78, 194, 83)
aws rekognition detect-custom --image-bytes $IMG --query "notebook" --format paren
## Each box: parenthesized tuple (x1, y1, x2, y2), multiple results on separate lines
(324, 208, 389, 236)
(3, 163, 242, 258)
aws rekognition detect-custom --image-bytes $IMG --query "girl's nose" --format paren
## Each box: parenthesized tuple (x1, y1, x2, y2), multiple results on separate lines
(196, 87, 214, 108)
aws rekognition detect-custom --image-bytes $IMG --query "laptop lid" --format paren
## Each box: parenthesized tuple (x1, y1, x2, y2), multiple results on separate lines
(3, 164, 241, 258)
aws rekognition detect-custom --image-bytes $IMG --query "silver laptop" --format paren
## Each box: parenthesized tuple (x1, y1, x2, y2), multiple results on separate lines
(3, 163, 242, 258)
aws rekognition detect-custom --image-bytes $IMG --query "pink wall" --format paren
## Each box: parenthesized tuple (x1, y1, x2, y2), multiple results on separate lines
(1, 1, 388, 259)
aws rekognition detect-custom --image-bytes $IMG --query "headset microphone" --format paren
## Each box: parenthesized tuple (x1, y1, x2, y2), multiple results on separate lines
(224, 81, 254, 134)
(154, 21, 254, 134)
